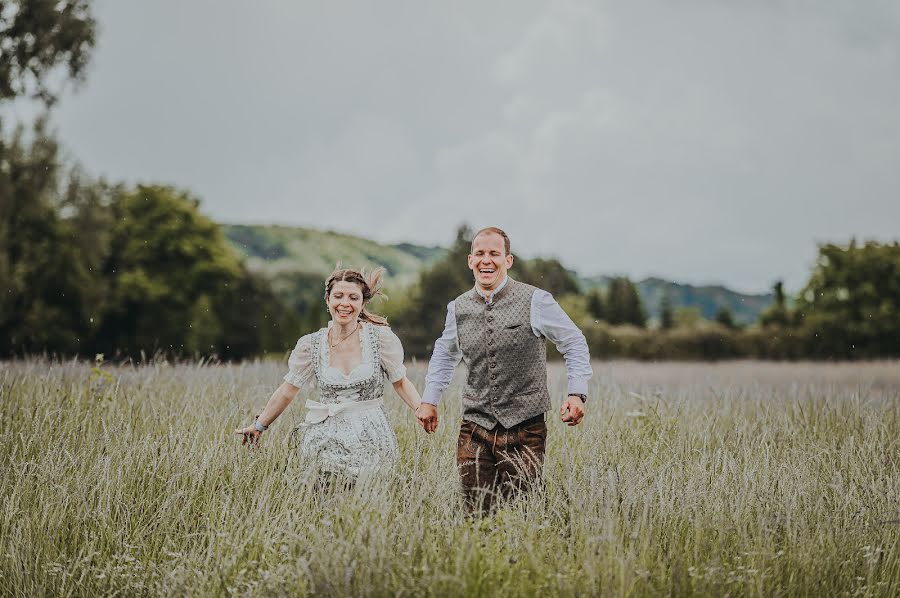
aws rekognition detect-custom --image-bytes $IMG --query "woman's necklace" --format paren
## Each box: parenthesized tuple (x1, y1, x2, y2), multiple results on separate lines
(329, 322, 360, 349)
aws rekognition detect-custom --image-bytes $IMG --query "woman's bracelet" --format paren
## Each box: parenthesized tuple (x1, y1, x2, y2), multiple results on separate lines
(254, 418, 268, 433)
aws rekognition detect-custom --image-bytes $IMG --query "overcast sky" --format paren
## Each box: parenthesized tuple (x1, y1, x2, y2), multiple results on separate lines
(6, 0, 900, 292)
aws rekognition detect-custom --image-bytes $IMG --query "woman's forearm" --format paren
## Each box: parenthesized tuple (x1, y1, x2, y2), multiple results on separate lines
(257, 382, 299, 427)
(392, 377, 422, 411)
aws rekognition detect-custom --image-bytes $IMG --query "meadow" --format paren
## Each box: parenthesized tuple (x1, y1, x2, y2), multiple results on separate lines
(1, 358, 898, 597)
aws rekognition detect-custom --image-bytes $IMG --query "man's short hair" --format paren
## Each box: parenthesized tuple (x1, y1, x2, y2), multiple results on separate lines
(471, 227, 511, 256)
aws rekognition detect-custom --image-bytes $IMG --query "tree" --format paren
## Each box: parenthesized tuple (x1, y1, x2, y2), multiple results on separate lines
(517, 258, 580, 297)
(796, 241, 900, 358)
(0, 0, 97, 105)
(605, 277, 647, 327)
(586, 288, 606, 322)
(93, 184, 287, 358)
(659, 291, 674, 330)
(715, 307, 736, 329)
(760, 280, 791, 327)
(0, 119, 99, 354)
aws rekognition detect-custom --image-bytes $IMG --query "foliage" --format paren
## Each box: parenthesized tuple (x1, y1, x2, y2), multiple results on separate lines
(516, 257, 580, 297)
(0, 123, 298, 358)
(93, 186, 299, 358)
(586, 288, 605, 322)
(673, 306, 702, 330)
(605, 276, 647, 327)
(0, 119, 96, 353)
(795, 241, 900, 358)
(715, 307, 737, 329)
(96, 185, 241, 354)
(0, 0, 96, 105)
(659, 292, 673, 330)
(759, 280, 792, 328)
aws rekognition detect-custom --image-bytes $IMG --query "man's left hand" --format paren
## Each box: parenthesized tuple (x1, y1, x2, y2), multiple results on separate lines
(560, 395, 585, 426)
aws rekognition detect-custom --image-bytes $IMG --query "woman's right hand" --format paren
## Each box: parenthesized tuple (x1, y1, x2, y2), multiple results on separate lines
(234, 425, 262, 446)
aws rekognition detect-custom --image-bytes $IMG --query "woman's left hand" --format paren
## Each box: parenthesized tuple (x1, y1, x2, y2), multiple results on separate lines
(234, 426, 262, 446)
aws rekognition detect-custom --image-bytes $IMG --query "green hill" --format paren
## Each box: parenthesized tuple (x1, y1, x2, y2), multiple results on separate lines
(221, 225, 445, 330)
(580, 275, 773, 326)
(222, 224, 445, 286)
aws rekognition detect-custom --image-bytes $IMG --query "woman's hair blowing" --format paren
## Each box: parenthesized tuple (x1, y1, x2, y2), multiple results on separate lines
(324, 266, 389, 326)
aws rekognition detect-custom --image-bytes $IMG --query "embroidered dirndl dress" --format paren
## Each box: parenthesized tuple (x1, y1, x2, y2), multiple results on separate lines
(283, 322, 405, 479)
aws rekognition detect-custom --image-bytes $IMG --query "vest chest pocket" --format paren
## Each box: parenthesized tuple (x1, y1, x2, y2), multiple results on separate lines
(504, 321, 532, 339)
(496, 321, 529, 351)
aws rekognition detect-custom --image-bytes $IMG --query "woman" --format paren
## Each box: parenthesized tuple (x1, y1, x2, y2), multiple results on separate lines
(234, 267, 425, 479)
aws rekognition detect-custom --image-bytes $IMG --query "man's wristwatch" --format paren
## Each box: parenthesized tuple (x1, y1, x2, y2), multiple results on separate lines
(569, 393, 587, 403)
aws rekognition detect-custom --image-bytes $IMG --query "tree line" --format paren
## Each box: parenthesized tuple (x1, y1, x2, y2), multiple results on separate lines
(0, 123, 298, 358)
(379, 227, 900, 360)
(3, 130, 897, 362)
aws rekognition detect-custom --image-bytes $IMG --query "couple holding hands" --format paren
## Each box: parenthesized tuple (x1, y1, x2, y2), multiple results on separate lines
(235, 227, 592, 513)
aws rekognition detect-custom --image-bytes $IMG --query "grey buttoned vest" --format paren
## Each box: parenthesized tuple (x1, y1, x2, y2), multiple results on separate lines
(455, 278, 550, 429)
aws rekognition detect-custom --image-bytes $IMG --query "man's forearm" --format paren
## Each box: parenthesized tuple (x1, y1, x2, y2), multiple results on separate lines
(535, 291, 593, 394)
(423, 302, 461, 405)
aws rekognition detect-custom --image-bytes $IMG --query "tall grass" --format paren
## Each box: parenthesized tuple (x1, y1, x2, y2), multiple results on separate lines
(1, 359, 898, 596)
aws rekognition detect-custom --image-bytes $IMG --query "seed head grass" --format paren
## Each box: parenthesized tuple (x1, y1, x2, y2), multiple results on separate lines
(1, 359, 898, 596)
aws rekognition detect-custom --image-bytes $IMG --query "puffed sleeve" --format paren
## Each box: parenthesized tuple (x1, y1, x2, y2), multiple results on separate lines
(283, 335, 315, 388)
(377, 326, 407, 383)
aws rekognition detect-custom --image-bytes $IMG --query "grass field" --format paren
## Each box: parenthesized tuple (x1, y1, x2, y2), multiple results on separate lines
(1, 359, 898, 596)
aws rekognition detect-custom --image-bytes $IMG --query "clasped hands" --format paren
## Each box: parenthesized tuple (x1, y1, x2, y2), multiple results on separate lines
(415, 394, 585, 432)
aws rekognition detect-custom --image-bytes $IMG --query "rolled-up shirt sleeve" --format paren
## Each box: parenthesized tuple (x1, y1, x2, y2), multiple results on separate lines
(422, 301, 462, 405)
(531, 290, 593, 396)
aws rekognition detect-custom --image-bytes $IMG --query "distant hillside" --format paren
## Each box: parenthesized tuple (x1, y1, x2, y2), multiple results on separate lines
(223, 224, 773, 326)
(581, 275, 773, 326)
(222, 224, 445, 287)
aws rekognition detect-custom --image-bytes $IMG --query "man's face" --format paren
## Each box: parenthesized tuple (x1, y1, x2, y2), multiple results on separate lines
(468, 232, 514, 292)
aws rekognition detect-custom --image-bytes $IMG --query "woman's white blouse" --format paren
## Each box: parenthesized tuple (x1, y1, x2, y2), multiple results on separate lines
(283, 323, 406, 388)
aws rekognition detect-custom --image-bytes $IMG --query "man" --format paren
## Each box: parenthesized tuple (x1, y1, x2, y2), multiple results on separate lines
(415, 227, 592, 513)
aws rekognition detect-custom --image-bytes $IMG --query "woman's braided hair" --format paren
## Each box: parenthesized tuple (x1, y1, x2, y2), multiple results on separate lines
(324, 266, 388, 326)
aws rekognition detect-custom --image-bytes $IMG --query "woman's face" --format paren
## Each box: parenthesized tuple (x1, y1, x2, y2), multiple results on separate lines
(327, 280, 365, 325)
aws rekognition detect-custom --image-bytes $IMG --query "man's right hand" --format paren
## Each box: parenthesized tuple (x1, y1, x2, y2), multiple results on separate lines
(415, 403, 439, 434)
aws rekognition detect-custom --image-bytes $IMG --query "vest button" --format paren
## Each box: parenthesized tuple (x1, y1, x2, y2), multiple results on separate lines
(487, 315, 494, 322)
(489, 362, 496, 368)
(487, 328, 493, 334)
(488, 339, 493, 345)
(490, 374, 496, 380)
